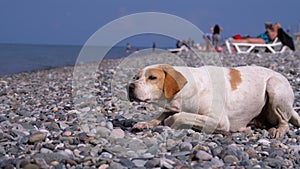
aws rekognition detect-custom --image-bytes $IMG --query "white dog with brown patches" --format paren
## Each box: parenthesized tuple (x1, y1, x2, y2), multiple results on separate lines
(127, 64, 300, 138)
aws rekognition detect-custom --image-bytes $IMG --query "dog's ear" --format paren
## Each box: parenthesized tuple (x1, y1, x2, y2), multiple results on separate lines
(159, 64, 187, 99)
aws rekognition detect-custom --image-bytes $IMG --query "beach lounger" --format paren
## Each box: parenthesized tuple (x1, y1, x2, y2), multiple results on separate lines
(225, 38, 287, 54)
(168, 45, 189, 54)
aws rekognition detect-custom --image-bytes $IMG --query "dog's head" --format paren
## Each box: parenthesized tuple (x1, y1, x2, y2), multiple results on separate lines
(128, 64, 187, 103)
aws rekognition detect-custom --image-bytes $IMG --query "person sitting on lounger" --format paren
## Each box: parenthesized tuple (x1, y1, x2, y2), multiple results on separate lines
(231, 22, 279, 44)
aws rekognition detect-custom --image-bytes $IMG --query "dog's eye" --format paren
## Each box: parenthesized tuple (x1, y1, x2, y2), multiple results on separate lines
(148, 75, 157, 80)
(134, 76, 139, 80)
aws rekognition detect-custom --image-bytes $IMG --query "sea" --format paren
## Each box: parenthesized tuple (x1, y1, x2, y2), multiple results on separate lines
(0, 43, 140, 76)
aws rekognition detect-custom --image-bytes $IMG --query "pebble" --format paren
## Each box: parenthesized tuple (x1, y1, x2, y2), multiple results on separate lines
(223, 154, 240, 164)
(110, 128, 125, 138)
(179, 142, 193, 151)
(1, 48, 300, 168)
(23, 164, 40, 169)
(258, 138, 271, 146)
(132, 159, 147, 167)
(29, 131, 47, 143)
(196, 150, 213, 161)
(144, 158, 160, 168)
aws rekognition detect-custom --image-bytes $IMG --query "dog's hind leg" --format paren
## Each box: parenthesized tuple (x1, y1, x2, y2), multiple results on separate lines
(265, 76, 295, 138)
(289, 110, 300, 127)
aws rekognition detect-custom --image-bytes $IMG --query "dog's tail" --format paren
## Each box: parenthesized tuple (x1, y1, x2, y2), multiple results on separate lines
(289, 109, 300, 127)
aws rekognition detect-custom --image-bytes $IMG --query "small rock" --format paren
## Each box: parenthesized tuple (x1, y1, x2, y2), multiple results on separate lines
(247, 149, 256, 156)
(59, 122, 69, 130)
(211, 146, 223, 157)
(172, 151, 191, 157)
(40, 148, 53, 154)
(269, 149, 284, 158)
(252, 164, 262, 169)
(110, 128, 125, 139)
(196, 150, 213, 161)
(50, 161, 59, 166)
(144, 158, 160, 168)
(106, 121, 114, 130)
(128, 140, 147, 152)
(96, 127, 111, 138)
(258, 138, 271, 146)
(52, 107, 59, 112)
(211, 157, 225, 167)
(23, 164, 40, 169)
(180, 142, 193, 151)
(33, 153, 69, 163)
(132, 159, 147, 167)
(223, 155, 240, 164)
(19, 160, 31, 168)
(100, 152, 113, 159)
(29, 131, 46, 143)
(119, 158, 135, 168)
(109, 162, 126, 169)
(34, 158, 49, 169)
(79, 107, 90, 112)
(98, 164, 109, 169)
(63, 131, 72, 136)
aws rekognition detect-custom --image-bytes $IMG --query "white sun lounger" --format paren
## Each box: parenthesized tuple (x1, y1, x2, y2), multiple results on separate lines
(168, 45, 189, 54)
(225, 38, 287, 54)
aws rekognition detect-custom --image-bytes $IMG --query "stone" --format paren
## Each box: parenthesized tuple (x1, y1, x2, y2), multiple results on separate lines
(179, 142, 193, 151)
(34, 158, 49, 169)
(132, 159, 147, 167)
(50, 161, 59, 166)
(40, 148, 53, 154)
(98, 164, 109, 169)
(110, 128, 125, 139)
(257, 138, 271, 146)
(211, 146, 223, 157)
(223, 155, 240, 164)
(63, 131, 72, 137)
(211, 157, 225, 167)
(29, 131, 46, 143)
(109, 162, 127, 169)
(144, 158, 160, 168)
(100, 152, 113, 159)
(33, 153, 69, 163)
(96, 127, 111, 138)
(119, 158, 135, 168)
(52, 107, 59, 112)
(128, 140, 147, 152)
(196, 150, 213, 161)
(23, 164, 40, 169)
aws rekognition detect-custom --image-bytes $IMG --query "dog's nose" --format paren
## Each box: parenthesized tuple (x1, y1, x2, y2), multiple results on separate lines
(128, 83, 135, 91)
(128, 83, 135, 102)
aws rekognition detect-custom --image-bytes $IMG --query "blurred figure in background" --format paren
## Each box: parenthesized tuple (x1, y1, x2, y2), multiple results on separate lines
(211, 24, 223, 52)
(126, 43, 131, 53)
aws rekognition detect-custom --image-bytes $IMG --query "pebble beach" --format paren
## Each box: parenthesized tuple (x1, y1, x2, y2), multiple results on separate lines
(0, 45, 300, 168)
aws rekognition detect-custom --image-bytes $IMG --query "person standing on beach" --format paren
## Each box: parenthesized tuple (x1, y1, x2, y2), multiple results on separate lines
(126, 43, 131, 53)
(176, 40, 181, 48)
(210, 24, 223, 52)
(152, 42, 156, 52)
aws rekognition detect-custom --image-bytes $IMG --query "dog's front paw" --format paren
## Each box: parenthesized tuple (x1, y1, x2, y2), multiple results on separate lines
(132, 119, 161, 131)
(268, 127, 288, 138)
(132, 122, 150, 131)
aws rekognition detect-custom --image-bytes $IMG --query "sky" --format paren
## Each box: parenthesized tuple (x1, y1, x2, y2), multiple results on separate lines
(1, 0, 300, 47)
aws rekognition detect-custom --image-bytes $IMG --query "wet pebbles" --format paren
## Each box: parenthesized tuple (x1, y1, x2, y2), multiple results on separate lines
(0, 45, 300, 168)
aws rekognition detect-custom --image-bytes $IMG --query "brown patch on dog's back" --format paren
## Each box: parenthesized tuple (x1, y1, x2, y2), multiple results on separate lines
(229, 68, 242, 90)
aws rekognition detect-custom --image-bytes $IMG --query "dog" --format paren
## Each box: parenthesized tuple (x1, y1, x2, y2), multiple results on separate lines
(127, 64, 300, 138)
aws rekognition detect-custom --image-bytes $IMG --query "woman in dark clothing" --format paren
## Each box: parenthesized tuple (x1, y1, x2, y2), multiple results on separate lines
(210, 24, 223, 51)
